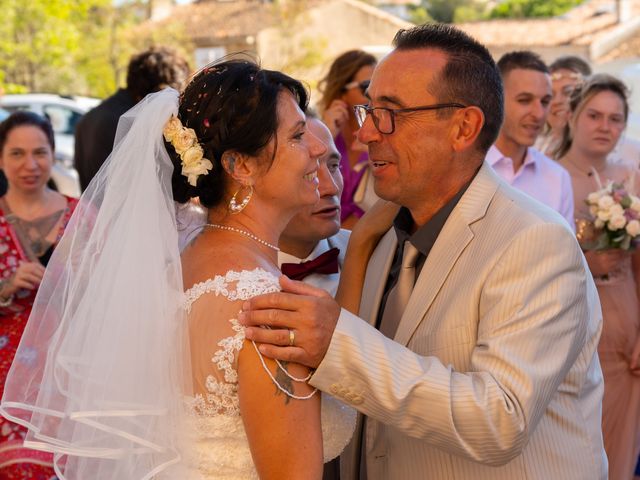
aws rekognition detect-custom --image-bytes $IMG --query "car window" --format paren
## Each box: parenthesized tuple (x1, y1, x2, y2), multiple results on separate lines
(42, 105, 82, 135)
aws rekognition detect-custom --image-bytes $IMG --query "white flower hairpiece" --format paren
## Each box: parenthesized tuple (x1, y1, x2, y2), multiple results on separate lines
(163, 115, 214, 187)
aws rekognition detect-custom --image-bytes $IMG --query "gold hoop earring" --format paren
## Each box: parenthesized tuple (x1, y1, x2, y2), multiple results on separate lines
(229, 184, 253, 214)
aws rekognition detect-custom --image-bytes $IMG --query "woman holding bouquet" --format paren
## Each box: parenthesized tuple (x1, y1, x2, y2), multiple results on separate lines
(558, 74, 640, 480)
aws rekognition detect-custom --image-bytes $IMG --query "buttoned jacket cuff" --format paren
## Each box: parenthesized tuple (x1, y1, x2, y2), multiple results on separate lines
(310, 307, 368, 406)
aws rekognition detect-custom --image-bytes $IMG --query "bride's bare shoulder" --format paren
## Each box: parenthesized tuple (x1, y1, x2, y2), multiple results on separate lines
(181, 234, 278, 291)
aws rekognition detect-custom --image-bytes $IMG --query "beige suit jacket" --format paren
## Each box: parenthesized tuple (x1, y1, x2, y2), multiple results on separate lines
(311, 163, 606, 479)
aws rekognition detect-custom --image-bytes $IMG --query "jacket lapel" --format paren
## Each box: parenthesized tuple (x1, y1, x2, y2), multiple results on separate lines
(358, 228, 397, 326)
(394, 162, 500, 346)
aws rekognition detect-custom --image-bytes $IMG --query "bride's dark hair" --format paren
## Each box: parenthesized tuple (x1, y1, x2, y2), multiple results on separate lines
(168, 58, 309, 208)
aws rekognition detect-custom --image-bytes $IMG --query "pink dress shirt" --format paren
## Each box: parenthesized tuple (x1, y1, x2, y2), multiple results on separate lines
(486, 145, 575, 231)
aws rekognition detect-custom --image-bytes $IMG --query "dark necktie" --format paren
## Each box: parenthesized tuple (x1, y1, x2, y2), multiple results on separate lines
(281, 247, 340, 281)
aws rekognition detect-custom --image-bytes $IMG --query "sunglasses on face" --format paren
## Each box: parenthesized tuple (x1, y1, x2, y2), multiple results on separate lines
(344, 79, 370, 95)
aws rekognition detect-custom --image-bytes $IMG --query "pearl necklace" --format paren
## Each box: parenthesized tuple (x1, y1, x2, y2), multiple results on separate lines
(205, 223, 280, 252)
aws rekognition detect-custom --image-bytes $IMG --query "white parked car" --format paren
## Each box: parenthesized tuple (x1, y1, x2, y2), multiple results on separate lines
(0, 94, 100, 198)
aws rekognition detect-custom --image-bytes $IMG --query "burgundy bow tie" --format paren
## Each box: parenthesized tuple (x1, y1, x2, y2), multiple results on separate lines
(281, 247, 340, 281)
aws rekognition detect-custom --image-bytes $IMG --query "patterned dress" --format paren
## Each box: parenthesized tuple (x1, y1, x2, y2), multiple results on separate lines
(0, 196, 78, 479)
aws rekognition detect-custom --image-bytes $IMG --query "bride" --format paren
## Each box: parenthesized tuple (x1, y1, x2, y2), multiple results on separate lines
(0, 59, 356, 479)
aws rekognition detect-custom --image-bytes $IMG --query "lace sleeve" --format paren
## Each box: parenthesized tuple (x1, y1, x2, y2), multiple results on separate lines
(186, 269, 283, 416)
(187, 277, 250, 416)
(184, 269, 328, 478)
(186, 268, 321, 419)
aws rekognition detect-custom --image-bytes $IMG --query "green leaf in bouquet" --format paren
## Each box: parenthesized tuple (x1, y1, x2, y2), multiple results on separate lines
(620, 235, 632, 250)
(621, 196, 632, 209)
(595, 232, 612, 250)
(612, 233, 626, 243)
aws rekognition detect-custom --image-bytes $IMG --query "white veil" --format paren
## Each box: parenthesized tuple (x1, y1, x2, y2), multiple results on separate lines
(0, 88, 195, 479)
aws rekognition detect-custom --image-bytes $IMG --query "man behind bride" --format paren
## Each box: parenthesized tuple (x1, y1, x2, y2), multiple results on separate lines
(278, 115, 348, 299)
(241, 23, 607, 479)
(277, 114, 346, 480)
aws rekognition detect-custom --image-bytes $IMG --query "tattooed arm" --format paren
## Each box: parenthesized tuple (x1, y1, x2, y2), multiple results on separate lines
(238, 338, 322, 479)
(186, 279, 322, 480)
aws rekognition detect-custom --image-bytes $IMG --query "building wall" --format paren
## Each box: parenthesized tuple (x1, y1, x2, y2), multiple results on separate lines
(257, 0, 411, 96)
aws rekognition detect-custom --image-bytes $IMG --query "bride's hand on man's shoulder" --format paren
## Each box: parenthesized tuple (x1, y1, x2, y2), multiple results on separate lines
(350, 199, 399, 245)
(239, 276, 340, 369)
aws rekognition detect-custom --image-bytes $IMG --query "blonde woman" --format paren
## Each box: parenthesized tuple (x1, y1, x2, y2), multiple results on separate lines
(558, 74, 640, 480)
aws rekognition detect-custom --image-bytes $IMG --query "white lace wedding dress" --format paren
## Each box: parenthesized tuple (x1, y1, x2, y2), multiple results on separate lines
(182, 267, 356, 479)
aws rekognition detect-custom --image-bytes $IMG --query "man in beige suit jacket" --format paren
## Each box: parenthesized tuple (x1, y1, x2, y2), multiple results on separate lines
(241, 24, 607, 479)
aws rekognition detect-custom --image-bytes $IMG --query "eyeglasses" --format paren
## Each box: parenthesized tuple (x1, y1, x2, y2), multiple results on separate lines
(353, 103, 466, 134)
(344, 79, 370, 95)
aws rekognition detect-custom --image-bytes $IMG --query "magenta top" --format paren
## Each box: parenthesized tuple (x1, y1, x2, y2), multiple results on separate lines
(336, 133, 369, 221)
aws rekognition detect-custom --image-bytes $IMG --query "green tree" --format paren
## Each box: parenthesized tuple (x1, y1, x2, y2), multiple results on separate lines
(89, 1, 194, 97)
(490, 0, 585, 19)
(423, 0, 473, 23)
(453, 2, 490, 23)
(408, 5, 433, 24)
(0, 0, 99, 94)
(0, 0, 193, 97)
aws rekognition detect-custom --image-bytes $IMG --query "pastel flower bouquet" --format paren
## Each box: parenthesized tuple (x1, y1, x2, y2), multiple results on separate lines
(582, 181, 640, 250)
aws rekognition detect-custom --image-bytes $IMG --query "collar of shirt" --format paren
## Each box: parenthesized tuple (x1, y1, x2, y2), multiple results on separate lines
(375, 180, 473, 329)
(277, 238, 331, 267)
(487, 145, 538, 181)
(393, 179, 471, 261)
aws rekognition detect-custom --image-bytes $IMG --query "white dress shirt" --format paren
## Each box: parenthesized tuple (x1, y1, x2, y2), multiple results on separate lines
(277, 229, 350, 297)
(486, 145, 575, 230)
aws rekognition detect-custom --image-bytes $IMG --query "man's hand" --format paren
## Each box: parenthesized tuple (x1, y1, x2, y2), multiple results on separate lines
(239, 276, 341, 369)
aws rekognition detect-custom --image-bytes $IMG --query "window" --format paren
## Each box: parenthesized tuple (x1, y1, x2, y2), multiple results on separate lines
(195, 47, 227, 69)
(42, 105, 82, 135)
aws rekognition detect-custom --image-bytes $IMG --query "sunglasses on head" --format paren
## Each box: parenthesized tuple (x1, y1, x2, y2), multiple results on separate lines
(550, 72, 583, 82)
(344, 79, 370, 95)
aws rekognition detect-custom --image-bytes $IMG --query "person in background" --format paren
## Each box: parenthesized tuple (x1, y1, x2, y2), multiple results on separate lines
(0, 111, 78, 479)
(278, 113, 398, 480)
(74, 45, 190, 191)
(318, 50, 377, 229)
(278, 114, 346, 480)
(487, 50, 574, 229)
(557, 74, 640, 480)
(537, 55, 591, 158)
(0, 87, 7, 197)
(279, 115, 347, 297)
